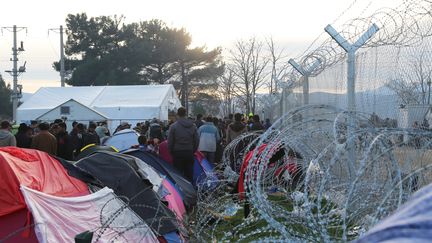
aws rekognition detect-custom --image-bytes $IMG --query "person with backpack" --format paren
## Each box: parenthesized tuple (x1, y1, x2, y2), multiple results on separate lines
(148, 118, 163, 141)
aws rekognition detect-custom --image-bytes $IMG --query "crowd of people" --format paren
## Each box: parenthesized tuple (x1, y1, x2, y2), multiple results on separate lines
(0, 108, 272, 181)
(0, 119, 108, 160)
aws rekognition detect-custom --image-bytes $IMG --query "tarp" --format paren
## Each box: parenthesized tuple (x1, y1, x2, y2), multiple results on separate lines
(103, 129, 139, 152)
(21, 186, 157, 243)
(356, 183, 432, 242)
(124, 149, 197, 208)
(75, 152, 178, 235)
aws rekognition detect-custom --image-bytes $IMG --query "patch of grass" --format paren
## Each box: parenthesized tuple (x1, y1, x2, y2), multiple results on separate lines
(201, 193, 361, 242)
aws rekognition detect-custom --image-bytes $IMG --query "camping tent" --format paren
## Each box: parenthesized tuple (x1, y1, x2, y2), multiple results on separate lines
(194, 151, 218, 190)
(21, 186, 158, 242)
(158, 141, 219, 190)
(73, 152, 180, 236)
(103, 129, 140, 152)
(124, 149, 197, 208)
(355, 183, 432, 242)
(17, 85, 181, 132)
(0, 147, 89, 242)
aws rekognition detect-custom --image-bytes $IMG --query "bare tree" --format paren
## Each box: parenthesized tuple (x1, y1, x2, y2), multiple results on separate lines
(266, 37, 288, 94)
(230, 37, 269, 114)
(387, 51, 432, 105)
(217, 67, 236, 117)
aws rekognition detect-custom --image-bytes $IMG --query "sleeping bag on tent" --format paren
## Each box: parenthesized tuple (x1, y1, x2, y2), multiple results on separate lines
(21, 186, 158, 243)
(194, 151, 218, 190)
(74, 152, 179, 236)
(124, 149, 197, 208)
(103, 129, 139, 152)
(0, 147, 89, 242)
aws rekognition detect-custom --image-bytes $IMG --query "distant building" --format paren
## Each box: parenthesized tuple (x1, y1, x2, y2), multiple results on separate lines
(17, 84, 181, 132)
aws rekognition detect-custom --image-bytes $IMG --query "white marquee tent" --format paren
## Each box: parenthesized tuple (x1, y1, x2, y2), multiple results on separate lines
(17, 84, 181, 131)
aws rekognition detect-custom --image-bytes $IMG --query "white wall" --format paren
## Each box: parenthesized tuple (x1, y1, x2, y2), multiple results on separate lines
(38, 100, 107, 131)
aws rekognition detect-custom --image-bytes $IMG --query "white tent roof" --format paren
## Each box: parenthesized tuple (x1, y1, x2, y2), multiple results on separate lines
(17, 84, 181, 122)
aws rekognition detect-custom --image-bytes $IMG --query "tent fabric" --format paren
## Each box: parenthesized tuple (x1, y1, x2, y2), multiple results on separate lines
(0, 209, 38, 242)
(20, 186, 157, 243)
(162, 179, 186, 220)
(17, 85, 181, 123)
(0, 147, 89, 216)
(162, 231, 183, 243)
(0, 147, 89, 242)
(124, 149, 197, 208)
(75, 152, 178, 235)
(103, 129, 139, 152)
(237, 144, 272, 200)
(356, 183, 432, 243)
(128, 154, 164, 193)
(103, 152, 185, 220)
(193, 151, 218, 190)
(74, 144, 118, 161)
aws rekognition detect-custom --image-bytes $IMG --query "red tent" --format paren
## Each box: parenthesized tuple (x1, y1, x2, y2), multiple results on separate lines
(0, 147, 89, 242)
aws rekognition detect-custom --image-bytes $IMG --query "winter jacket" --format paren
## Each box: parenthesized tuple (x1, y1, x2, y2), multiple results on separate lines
(195, 119, 204, 129)
(197, 122, 220, 152)
(148, 122, 163, 140)
(226, 121, 247, 144)
(31, 131, 57, 155)
(168, 118, 199, 153)
(82, 131, 100, 147)
(0, 129, 16, 147)
(250, 122, 265, 131)
(56, 131, 73, 160)
(15, 132, 31, 148)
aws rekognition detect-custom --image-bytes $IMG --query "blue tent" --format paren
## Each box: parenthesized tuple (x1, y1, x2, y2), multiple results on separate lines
(193, 152, 218, 190)
(356, 183, 432, 242)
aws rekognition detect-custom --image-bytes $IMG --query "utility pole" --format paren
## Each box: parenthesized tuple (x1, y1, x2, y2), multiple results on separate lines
(2, 25, 27, 122)
(325, 23, 379, 188)
(288, 58, 321, 105)
(49, 25, 66, 87)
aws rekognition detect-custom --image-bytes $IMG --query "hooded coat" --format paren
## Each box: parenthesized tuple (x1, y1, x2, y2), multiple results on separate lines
(0, 129, 16, 147)
(168, 118, 199, 153)
(226, 121, 247, 144)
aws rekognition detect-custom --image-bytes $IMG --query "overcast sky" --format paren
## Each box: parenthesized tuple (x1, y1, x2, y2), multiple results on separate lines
(0, 0, 400, 93)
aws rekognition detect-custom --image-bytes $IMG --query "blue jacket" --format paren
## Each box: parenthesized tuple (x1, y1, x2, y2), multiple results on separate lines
(197, 122, 220, 152)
